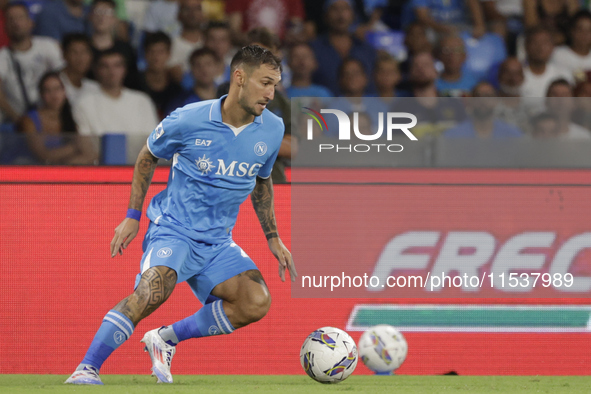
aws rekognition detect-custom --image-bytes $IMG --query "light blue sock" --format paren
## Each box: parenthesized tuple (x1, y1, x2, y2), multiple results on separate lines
(159, 300, 234, 345)
(79, 310, 135, 371)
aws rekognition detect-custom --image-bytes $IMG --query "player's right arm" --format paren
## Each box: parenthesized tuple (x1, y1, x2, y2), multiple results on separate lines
(110, 144, 159, 257)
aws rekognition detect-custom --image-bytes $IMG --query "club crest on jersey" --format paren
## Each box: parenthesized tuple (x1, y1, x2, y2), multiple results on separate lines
(157, 247, 173, 258)
(254, 142, 267, 156)
(195, 154, 216, 175)
(195, 139, 212, 146)
(153, 123, 164, 140)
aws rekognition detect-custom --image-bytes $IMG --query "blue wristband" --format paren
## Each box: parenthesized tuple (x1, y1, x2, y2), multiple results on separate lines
(126, 208, 141, 221)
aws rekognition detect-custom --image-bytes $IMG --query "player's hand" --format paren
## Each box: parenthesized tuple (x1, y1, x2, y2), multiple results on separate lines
(110, 218, 140, 257)
(268, 237, 297, 282)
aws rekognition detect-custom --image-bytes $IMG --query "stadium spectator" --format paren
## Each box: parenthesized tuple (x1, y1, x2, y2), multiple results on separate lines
(0, 0, 11, 49)
(498, 57, 524, 97)
(572, 80, 591, 131)
(168, 0, 204, 84)
(523, 0, 579, 45)
(339, 58, 369, 97)
(552, 11, 591, 81)
(494, 57, 530, 133)
(0, 2, 63, 124)
(398, 22, 432, 88)
(285, 43, 333, 98)
(444, 82, 523, 138)
(226, 0, 305, 43)
(19, 71, 97, 164)
(245, 27, 296, 89)
(480, 0, 524, 55)
(310, 0, 377, 96)
(182, 48, 219, 105)
(522, 26, 572, 98)
(530, 112, 560, 138)
(408, 51, 439, 98)
(460, 30, 507, 81)
(60, 34, 99, 103)
(73, 50, 158, 160)
(435, 33, 480, 97)
(34, 0, 89, 42)
(142, 0, 181, 38)
(395, 51, 466, 138)
(374, 53, 402, 98)
(204, 21, 234, 85)
(409, 0, 486, 38)
(89, 0, 140, 90)
(322, 58, 389, 135)
(545, 79, 591, 139)
(139, 32, 184, 119)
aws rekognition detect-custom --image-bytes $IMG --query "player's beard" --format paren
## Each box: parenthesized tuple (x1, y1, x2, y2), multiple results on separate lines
(238, 93, 262, 117)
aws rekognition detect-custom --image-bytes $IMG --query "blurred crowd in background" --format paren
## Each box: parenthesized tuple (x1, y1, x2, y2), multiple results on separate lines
(2, 0, 591, 173)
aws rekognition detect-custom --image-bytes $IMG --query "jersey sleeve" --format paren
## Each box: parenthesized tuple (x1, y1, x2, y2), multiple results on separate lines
(257, 120, 284, 179)
(257, 145, 280, 179)
(147, 110, 183, 160)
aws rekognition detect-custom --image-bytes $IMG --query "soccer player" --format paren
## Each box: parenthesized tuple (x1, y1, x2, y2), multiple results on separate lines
(65, 45, 296, 385)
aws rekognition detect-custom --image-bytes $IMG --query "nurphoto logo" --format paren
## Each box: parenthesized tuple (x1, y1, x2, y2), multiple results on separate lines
(302, 108, 418, 153)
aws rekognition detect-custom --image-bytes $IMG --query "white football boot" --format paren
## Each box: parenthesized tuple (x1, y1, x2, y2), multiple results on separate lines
(64, 365, 104, 385)
(141, 328, 176, 383)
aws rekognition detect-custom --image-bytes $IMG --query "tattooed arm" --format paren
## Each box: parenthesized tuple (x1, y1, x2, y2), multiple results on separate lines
(110, 144, 159, 258)
(251, 176, 297, 282)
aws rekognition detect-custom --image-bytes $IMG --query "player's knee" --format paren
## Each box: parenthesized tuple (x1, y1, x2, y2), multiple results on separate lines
(240, 290, 271, 324)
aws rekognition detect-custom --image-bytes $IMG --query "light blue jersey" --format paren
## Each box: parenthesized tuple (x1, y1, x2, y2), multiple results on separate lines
(146, 95, 284, 244)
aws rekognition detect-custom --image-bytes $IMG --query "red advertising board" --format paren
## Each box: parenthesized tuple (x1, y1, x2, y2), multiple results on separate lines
(0, 167, 590, 376)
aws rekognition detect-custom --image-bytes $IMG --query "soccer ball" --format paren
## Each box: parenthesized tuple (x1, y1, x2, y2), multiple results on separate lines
(300, 326, 358, 383)
(358, 324, 407, 374)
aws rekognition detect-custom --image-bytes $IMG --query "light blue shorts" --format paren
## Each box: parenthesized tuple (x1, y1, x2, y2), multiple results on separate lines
(134, 222, 258, 305)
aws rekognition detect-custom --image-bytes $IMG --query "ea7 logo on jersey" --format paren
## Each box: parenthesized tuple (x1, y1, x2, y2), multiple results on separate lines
(195, 139, 212, 146)
(153, 123, 164, 140)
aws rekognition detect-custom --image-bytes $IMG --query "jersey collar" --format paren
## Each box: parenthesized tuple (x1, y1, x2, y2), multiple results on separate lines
(209, 95, 263, 125)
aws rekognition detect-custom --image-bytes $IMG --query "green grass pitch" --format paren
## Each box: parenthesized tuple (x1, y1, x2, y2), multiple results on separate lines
(1, 375, 590, 393)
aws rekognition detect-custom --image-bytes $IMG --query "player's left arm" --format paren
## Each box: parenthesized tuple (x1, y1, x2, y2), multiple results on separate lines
(251, 176, 297, 282)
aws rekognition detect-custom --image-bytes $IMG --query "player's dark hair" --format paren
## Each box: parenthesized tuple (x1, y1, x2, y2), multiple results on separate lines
(62, 33, 92, 54)
(189, 47, 218, 65)
(91, 0, 116, 10)
(38, 72, 78, 133)
(246, 28, 280, 51)
(205, 21, 230, 36)
(143, 31, 172, 52)
(230, 44, 282, 75)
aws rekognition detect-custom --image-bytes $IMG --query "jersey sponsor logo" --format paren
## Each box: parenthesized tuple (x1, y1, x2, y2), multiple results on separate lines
(113, 331, 125, 344)
(195, 139, 212, 146)
(254, 141, 267, 156)
(153, 123, 164, 140)
(215, 159, 262, 177)
(195, 154, 216, 175)
(157, 247, 173, 258)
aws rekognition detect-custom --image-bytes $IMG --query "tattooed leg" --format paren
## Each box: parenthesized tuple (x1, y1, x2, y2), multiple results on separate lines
(210, 269, 271, 329)
(114, 266, 178, 326)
